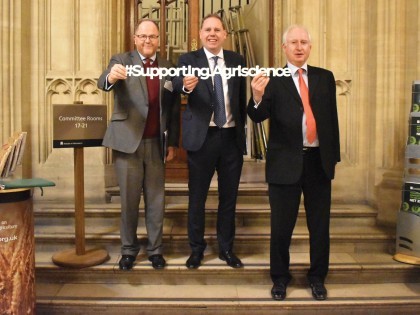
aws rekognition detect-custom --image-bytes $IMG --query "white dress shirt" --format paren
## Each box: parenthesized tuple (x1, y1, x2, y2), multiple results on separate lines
(203, 47, 235, 128)
(288, 62, 319, 147)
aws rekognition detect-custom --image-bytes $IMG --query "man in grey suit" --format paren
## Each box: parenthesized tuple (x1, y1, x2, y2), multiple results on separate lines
(98, 19, 180, 270)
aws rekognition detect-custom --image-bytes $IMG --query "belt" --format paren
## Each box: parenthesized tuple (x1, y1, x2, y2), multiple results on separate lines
(208, 127, 235, 132)
(303, 146, 319, 153)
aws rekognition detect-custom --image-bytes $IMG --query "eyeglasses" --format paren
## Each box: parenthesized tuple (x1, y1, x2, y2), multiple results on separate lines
(135, 34, 159, 41)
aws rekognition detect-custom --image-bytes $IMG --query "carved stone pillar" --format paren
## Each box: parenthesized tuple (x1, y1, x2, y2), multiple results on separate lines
(0, 0, 32, 177)
(374, 0, 420, 226)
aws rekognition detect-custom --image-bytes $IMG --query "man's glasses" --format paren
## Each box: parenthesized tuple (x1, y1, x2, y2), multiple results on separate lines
(135, 34, 159, 41)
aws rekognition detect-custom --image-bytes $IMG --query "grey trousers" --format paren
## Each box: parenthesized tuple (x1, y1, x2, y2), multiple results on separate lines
(114, 138, 165, 257)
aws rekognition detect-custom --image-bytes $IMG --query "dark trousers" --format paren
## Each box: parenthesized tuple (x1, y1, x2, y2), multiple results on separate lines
(187, 127, 243, 254)
(269, 148, 331, 285)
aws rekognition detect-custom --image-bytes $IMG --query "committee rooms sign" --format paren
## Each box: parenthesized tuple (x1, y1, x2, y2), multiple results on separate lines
(53, 105, 107, 148)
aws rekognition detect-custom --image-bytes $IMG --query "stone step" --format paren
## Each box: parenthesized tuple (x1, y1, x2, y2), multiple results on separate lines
(33, 183, 418, 314)
(33, 202, 379, 228)
(34, 222, 395, 256)
(33, 200, 392, 255)
(36, 282, 420, 315)
(35, 238, 419, 314)
(33, 163, 419, 314)
(106, 182, 270, 204)
(35, 252, 420, 285)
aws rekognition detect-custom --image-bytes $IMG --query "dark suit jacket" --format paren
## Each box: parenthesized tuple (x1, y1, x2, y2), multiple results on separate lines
(173, 48, 247, 153)
(98, 51, 180, 156)
(247, 65, 340, 184)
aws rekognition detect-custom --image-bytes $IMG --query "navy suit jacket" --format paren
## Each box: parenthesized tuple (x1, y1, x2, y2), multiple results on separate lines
(173, 48, 247, 153)
(247, 65, 340, 184)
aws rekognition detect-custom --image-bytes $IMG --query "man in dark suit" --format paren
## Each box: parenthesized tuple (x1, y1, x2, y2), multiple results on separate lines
(173, 14, 247, 269)
(248, 25, 340, 301)
(98, 19, 180, 271)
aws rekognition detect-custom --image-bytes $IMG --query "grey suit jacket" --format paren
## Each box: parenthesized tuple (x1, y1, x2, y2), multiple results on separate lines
(98, 51, 180, 156)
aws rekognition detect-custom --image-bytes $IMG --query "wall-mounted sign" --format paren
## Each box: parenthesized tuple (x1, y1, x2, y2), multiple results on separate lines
(53, 105, 107, 148)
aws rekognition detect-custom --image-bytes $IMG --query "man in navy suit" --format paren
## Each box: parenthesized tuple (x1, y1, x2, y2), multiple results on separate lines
(173, 14, 247, 269)
(98, 19, 180, 271)
(248, 25, 340, 301)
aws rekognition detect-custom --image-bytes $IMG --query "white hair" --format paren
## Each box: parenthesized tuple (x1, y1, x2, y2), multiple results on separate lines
(282, 24, 312, 44)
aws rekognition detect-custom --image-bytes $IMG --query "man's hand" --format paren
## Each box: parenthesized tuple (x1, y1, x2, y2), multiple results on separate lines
(183, 76, 199, 92)
(166, 146, 177, 162)
(251, 73, 270, 103)
(108, 64, 127, 84)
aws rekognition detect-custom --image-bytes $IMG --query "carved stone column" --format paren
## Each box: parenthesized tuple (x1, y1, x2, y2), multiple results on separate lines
(0, 0, 32, 177)
(374, 0, 420, 226)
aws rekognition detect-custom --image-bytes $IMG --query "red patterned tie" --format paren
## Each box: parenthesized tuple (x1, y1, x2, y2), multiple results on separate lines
(142, 57, 160, 138)
(298, 68, 316, 144)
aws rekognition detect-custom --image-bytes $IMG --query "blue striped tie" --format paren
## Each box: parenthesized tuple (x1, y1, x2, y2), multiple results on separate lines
(212, 56, 226, 127)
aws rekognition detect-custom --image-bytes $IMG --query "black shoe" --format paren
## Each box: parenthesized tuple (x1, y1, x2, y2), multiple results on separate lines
(271, 283, 287, 301)
(148, 254, 166, 269)
(310, 282, 327, 300)
(186, 252, 203, 269)
(119, 255, 136, 270)
(219, 250, 243, 268)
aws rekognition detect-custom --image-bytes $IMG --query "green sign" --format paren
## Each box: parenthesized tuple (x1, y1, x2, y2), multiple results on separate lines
(401, 182, 420, 216)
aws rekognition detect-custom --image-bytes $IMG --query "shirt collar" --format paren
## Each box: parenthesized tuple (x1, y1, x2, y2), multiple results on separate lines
(203, 47, 224, 61)
(288, 62, 308, 76)
(137, 51, 157, 63)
